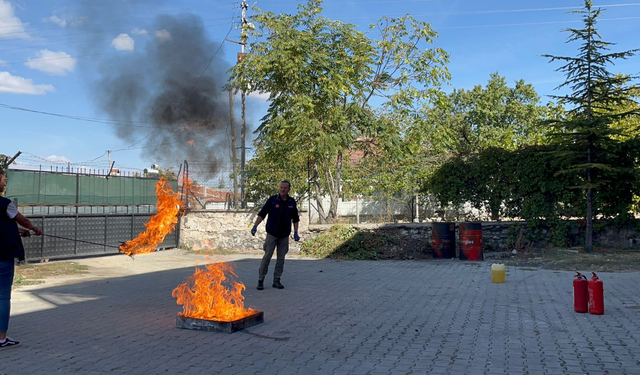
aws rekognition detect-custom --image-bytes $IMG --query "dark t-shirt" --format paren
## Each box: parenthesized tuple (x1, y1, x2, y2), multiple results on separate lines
(257, 194, 300, 238)
(0, 197, 25, 261)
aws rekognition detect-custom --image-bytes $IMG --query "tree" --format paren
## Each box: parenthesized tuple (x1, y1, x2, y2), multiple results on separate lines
(543, 0, 640, 252)
(230, 0, 449, 223)
(157, 167, 178, 180)
(425, 145, 583, 222)
(216, 176, 227, 190)
(426, 73, 560, 155)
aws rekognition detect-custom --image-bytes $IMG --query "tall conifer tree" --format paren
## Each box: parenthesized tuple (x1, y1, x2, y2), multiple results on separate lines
(543, 0, 639, 252)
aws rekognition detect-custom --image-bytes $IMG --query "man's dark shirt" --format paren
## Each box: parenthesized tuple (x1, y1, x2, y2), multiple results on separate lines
(257, 194, 300, 238)
(0, 197, 25, 262)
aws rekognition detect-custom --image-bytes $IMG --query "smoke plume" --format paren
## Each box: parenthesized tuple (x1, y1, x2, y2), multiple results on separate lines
(79, 2, 233, 180)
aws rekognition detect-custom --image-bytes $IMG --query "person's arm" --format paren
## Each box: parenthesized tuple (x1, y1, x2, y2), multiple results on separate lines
(253, 216, 264, 227)
(292, 203, 300, 240)
(15, 213, 42, 235)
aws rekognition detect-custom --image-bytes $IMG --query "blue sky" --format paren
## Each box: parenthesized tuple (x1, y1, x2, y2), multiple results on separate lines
(1, 0, 639, 185)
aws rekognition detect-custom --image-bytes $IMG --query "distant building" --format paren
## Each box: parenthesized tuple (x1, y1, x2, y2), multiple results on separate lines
(144, 164, 160, 178)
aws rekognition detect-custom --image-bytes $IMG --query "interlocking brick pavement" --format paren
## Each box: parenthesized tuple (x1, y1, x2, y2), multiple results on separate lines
(4, 250, 640, 374)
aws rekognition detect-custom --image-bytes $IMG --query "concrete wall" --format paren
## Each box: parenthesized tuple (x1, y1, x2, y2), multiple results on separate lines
(179, 209, 310, 253)
(179, 211, 640, 254)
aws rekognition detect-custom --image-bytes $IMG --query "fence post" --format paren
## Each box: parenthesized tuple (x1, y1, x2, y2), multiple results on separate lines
(104, 215, 108, 253)
(73, 214, 79, 254)
(37, 167, 41, 203)
(356, 196, 360, 224)
(75, 172, 79, 215)
(40, 217, 45, 260)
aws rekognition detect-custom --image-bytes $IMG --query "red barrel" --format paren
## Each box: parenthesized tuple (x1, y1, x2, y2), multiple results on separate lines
(432, 222, 455, 258)
(459, 222, 483, 260)
(573, 272, 588, 313)
(588, 272, 604, 315)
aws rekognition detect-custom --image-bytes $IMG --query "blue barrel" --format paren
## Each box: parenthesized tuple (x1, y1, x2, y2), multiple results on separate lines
(432, 222, 455, 258)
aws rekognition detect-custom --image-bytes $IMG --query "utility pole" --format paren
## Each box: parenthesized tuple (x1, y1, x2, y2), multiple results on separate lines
(227, 0, 252, 209)
(230, 90, 238, 209)
(107, 150, 111, 176)
(239, 0, 249, 209)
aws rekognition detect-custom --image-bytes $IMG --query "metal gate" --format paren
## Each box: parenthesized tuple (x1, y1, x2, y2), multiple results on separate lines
(21, 214, 180, 261)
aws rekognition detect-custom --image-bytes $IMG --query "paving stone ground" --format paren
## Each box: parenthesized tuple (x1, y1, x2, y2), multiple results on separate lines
(4, 249, 640, 374)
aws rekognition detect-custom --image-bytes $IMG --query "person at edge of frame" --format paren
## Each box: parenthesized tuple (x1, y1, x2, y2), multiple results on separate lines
(0, 168, 43, 350)
(251, 180, 300, 290)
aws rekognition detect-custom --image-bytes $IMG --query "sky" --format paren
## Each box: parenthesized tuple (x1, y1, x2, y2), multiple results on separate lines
(1, 0, 640, 186)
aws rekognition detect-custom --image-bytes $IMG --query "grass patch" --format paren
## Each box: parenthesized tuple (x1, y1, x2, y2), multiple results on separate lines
(504, 247, 640, 272)
(13, 261, 89, 288)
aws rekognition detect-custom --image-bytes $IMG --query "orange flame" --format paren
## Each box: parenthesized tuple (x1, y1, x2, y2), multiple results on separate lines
(119, 178, 187, 257)
(172, 256, 257, 321)
(188, 140, 195, 147)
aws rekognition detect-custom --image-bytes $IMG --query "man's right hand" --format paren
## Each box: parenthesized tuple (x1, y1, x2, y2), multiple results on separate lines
(251, 225, 257, 236)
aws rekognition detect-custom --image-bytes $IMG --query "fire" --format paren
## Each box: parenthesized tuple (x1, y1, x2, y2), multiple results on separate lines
(119, 178, 187, 257)
(172, 256, 257, 321)
(188, 140, 195, 147)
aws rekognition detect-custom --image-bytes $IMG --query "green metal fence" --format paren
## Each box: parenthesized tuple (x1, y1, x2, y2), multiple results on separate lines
(6, 169, 178, 205)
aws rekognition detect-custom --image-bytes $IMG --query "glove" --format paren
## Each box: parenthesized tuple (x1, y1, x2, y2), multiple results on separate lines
(251, 225, 257, 236)
(294, 232, 300, 241)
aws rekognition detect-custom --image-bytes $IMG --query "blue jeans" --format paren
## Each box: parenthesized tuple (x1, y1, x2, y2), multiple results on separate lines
(0, 261, 15, 333)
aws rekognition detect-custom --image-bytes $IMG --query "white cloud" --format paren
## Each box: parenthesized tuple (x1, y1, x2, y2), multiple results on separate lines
(0, 0, 30, 39)
(25, 49, 77, 76)
(0, 71, 55, 95)
(0, 58, 6, 66)
(111, 33, 135, 51)
(248, 91, 271, 101)
(45, 155, 71, 163)
(131, 28, 148, 35)
(43, 8, 87, 28)
(46, 15, 67, 27)
(155, 29, 171, 42)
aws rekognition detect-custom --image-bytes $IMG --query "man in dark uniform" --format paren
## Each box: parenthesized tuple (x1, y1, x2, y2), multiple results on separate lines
(251, 180, 300, 290)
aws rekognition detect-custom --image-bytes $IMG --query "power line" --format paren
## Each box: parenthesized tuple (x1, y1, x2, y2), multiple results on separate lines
(0, 17, 236, 41)
(437, 15, 640, 30)
(0, 103, 156, 127)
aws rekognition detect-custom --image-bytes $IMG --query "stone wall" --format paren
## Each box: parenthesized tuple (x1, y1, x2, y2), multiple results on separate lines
(179, 212, 640, 254)
(179, 209, 310, 253)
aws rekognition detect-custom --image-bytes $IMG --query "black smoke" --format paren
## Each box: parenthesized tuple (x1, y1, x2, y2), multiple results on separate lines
(78, 2, 233, 180)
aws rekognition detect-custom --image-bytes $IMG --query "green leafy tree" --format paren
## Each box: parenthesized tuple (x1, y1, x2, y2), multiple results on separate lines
(157, 167, 178, 180)
(0, 154, 8, 170)
(425, 145, 583, 223)
(216, 176, 227, 190)
(230, 0, 449, 223)
(542, 0, 640, 252)
(426, 73, 560, 155)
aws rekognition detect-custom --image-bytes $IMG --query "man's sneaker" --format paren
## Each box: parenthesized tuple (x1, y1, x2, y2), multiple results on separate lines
(0, 338, 21, 349)
(272, 280, 284, 289)
(257, 280, 264, 290)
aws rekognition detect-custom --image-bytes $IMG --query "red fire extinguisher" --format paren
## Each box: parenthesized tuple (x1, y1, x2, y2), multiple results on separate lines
(588, 272, 604, 315)
(573, 272, 588, 313)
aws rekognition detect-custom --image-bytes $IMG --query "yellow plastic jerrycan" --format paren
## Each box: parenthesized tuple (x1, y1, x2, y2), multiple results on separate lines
(491, 263, 506, 283)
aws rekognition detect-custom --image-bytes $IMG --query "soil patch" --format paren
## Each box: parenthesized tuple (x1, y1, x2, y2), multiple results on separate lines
(13, 261, 89, 288)
(503, 247, 640, 272)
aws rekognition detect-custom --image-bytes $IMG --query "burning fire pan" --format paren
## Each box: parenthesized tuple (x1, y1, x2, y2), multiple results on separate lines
(176, 311, 264, 333)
